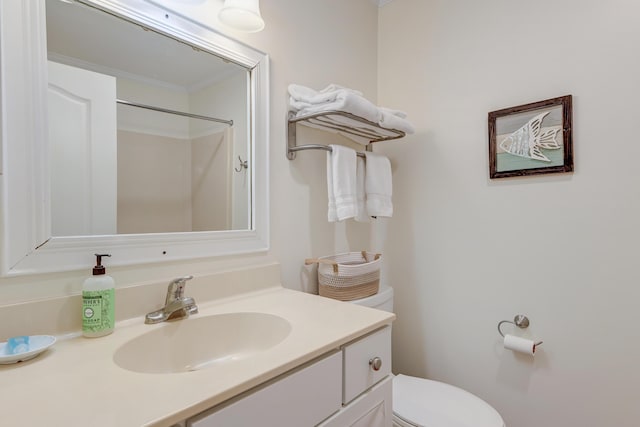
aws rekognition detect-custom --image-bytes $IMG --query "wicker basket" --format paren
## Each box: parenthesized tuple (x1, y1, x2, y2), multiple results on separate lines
(305, 251, 381, 301)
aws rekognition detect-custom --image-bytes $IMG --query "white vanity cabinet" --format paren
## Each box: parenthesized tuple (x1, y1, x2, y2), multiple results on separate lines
(186, 325, 393, 427)
(186, 351, 343, 427)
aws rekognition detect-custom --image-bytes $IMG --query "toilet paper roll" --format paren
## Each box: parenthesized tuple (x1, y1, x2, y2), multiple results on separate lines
(503, 334, 539, 355)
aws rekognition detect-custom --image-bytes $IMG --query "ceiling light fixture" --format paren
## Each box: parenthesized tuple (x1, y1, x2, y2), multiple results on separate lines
(218, 0, 265, 33)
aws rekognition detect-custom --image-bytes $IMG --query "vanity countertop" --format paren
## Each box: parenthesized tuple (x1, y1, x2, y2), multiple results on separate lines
(0, 285, 394, 426)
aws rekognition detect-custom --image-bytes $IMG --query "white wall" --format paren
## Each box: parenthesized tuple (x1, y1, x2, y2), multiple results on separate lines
(117, 77, 191, 138)
(191, 130, 231, 231)
(190, 73, 248, 229)
(117, 130, 192, 233)
(117, 75, 237, 232)
(378, 1, 640, 426)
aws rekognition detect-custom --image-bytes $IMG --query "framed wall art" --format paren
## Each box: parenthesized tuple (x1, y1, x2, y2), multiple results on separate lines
(488, 95, 573, 179)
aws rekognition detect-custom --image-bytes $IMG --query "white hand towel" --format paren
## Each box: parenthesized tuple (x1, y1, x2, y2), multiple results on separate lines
(327, 145, 358, 222)
(364, 152, 393, 218)
(355, 156, 369, 223)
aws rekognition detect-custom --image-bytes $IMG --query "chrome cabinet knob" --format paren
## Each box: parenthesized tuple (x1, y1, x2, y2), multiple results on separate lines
(369, 357, 382, 371)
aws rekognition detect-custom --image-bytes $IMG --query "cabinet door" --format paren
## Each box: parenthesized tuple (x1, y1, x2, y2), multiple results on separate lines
(343, 326, 392, 404)
(318, 375, 392, 427)
(187, 351, 342, 427)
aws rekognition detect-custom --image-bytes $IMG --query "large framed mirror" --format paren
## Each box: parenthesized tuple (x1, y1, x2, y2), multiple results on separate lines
(0, 0, 269, 276)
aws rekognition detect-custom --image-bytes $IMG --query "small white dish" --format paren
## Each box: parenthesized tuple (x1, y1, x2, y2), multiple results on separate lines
(0, 335, 56, 364)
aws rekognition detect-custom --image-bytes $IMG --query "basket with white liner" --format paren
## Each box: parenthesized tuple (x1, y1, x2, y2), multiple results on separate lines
(305, 251, 381, 301)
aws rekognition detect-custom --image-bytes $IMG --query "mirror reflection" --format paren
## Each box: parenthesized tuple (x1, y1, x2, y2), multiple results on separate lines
(45, 0, 251, 237)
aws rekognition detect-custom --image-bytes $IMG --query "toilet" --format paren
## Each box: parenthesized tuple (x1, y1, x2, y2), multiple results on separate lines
(350, 286, 505, 427)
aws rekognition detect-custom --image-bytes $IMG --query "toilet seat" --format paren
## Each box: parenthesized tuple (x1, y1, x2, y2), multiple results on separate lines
(393, 412, 422, 427)
(393, 375, 505, 427)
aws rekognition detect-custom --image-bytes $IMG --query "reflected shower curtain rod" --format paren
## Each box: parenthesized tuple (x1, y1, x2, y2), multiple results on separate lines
(116, 99, 233, 126)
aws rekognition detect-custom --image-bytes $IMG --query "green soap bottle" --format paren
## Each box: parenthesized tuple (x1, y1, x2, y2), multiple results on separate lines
(82, 254, 115, 338)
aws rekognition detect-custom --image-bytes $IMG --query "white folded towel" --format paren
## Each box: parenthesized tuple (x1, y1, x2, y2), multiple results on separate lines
(288, 83, 363, 105)
(355, 156, 369, 223)
(292, 91, 381, 124)
(379, 109, 415, 134)
(288, 84, 381, 125)
(327, 145, 358, 222)
(379, 107, 408, 119)
(364, 152, 393, 218)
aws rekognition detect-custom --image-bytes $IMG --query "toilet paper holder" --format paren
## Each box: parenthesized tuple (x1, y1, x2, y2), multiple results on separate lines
(498, 315, 543, 347)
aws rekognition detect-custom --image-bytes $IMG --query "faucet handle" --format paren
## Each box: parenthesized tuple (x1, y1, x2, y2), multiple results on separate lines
(171, 275, 194, 285)
(166, 275, 194, 304)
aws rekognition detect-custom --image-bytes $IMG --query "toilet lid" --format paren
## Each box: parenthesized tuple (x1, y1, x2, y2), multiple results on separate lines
(393, 375, 505, 427)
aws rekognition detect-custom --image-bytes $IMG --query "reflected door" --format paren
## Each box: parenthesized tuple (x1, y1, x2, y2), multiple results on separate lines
(48, 61, 117, 236)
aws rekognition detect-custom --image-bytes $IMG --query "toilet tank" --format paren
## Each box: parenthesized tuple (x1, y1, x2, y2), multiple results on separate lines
(349, 286, 394, 313)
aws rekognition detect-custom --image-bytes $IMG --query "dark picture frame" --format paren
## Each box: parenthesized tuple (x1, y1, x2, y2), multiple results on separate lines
(488, 95, 573, 179)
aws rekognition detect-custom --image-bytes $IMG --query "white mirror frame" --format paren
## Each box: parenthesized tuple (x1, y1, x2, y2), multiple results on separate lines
(0, 0, 269, 276)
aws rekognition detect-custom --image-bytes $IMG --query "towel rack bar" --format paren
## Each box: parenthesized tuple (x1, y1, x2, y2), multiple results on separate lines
(306, 117, 396, 141)
(289, 144, 367, 158)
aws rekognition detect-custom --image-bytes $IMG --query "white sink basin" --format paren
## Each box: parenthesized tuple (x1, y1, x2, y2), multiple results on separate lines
(113, 312, 292, 374)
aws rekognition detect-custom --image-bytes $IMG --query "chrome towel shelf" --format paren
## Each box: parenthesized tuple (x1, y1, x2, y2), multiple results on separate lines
(287, 110, 406, 160)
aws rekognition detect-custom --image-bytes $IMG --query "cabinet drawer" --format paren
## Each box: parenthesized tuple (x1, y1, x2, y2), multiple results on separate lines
(187, 351, 342, 427)
(343, 326, 391, 404)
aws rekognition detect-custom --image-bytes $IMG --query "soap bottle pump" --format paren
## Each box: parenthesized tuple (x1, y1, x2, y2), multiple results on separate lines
(82, 253, 115, 338)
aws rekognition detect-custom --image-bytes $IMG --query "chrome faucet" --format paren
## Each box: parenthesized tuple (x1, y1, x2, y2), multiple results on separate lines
(145, 275, 198, 324)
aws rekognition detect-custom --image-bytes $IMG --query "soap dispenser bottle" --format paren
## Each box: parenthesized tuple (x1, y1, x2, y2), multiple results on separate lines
(82, 254, 115, 338)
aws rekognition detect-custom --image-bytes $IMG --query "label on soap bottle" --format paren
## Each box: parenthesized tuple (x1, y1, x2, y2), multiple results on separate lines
(82, 289, 115, 333)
